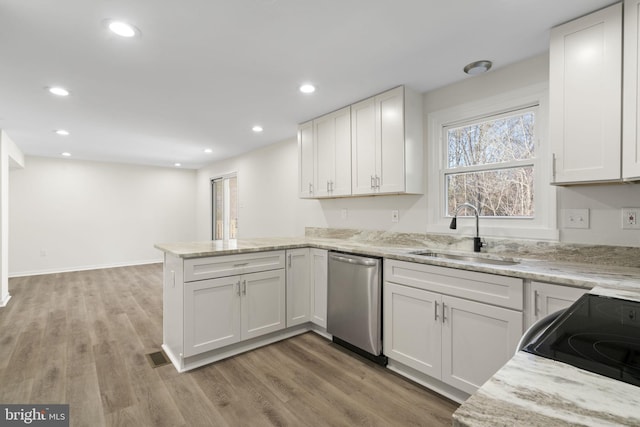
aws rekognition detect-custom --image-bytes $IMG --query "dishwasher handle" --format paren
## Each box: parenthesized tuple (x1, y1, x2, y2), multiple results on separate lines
(329, 252, 379, 267)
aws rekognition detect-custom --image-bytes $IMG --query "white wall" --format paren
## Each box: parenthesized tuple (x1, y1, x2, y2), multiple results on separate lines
(196, 138, 320, 240)
(195, 53, 640, 248)
(9, 156, 197, 276)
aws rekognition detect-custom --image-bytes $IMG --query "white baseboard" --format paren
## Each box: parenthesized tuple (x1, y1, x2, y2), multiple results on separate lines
(8, 258, 163, 278)
(0, 294, 11, 307)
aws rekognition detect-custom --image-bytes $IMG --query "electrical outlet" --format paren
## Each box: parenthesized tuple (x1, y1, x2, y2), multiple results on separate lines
(391, 210, 399, 223)
(562, 209, 589, 229)
(622, 208, 640, 229)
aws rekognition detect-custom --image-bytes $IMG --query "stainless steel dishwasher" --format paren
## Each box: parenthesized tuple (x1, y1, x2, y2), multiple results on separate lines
(327, 251, 387, 365)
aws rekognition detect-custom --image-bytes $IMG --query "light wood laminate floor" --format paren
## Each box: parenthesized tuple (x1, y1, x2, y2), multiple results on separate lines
(0, 264, 458, 426)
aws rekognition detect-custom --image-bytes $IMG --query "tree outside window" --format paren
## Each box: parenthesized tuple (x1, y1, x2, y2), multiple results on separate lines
(444, 109, 536, 218)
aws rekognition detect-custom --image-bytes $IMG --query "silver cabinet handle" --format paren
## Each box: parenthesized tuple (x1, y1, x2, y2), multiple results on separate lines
(534, 290, 539, 316)
(233, 262, 249, 267)
(288, 253, 292, 268)
(442, 302, 447, 323)
(376, 175, 381, 189)
(434, 300, 439, 321)
(308, 182, 313, 194)
(236, 280, 241, 297)
(370, 175, 375, 189)
(242, 280, 247, 295)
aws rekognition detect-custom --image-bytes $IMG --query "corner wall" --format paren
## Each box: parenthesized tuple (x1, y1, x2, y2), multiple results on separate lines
(1, 131, 24, 306)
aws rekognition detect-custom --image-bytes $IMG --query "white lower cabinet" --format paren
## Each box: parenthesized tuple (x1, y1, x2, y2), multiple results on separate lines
(383, 260, 523, 396)
(310, 249, 328, 328)
(384, 283, 441, 378)
(440, 295, 522, 394)
(527, 281, 586, 328)
(286, 249, 311, 327)
(183, 269, 285, 357)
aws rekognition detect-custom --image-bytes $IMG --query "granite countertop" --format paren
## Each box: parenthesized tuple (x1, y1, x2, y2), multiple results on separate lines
(452, 348, 640, 427)
(155, 236, 640, 293)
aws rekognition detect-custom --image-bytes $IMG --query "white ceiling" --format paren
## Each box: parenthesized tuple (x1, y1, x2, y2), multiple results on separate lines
(0, 0, 617, 169)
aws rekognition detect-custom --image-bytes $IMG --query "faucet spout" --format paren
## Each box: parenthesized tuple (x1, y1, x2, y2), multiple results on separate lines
(450, 203, 483, 252)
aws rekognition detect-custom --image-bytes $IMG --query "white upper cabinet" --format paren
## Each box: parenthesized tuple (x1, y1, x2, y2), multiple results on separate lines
(298, 120, 315, 198)
(352, 86, 423, 195)
(314, 107, 352, 197)
(550, 3, 622, 184)
(624, 0, 640, 180)
(298, 85, 423, 198)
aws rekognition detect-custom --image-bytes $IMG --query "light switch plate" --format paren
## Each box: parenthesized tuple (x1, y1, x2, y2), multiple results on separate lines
(562, 209, 589, 229)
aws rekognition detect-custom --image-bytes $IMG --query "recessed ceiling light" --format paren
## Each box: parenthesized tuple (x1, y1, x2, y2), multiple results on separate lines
(252, 125, 263, 133)
(174, 162, 182, 167)
(204, 148, 213, 154)
(106, 20, 139, 38)
(55, 129, 70, 136)
(48, 87, 70, 97)
(299, 84, 316, 94)
(61, 152, 71, 157)
(463, 60, 493, 75)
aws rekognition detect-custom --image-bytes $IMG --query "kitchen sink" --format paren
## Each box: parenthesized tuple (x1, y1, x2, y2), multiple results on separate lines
(411, 251, 520, 266)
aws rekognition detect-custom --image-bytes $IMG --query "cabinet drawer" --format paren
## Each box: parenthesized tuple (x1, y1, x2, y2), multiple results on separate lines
(184, 251, 285, 282)
(384, 259, 523, 310)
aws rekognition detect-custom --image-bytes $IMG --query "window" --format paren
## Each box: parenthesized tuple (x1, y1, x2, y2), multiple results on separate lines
(211, 174, 238, 240)
(427, 85, 557, 240)
(445, 108, 535, 218)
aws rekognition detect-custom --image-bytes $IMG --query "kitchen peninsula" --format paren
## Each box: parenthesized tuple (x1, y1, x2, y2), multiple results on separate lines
(156, 228, 640, 425)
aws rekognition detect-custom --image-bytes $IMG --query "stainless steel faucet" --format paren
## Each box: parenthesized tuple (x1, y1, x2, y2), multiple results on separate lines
(449, 203, 484, 252)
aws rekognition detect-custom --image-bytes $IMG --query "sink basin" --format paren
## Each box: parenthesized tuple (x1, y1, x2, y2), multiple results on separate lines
(411, 251, 519, 266)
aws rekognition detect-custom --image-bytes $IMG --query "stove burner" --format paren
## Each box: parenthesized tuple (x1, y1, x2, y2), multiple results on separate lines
(523, 294, 640, 387)
(567, 333, 640, 368)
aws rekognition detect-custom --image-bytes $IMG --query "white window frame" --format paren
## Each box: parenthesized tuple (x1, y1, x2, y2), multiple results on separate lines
(211, 172, 238, 241)
(426, 84, 558, 240)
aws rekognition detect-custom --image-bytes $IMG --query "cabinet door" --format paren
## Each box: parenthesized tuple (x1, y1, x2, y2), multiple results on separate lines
(441, 295, 522, 395)
(624, 0, 640, 180)
(550, 3, 622, 183)
(351, 97, 378, 195)
(530, 281, 586, 326)
(383, 282, 442, 379)
(310, 249, 328, 328)
(376, 86, 406, 193)
(314, 107, 351, 197)
(241, 269, 286, 340)
(286, 249, 311, 327)
(333, 107, 352, 196)
(298, 120, 315, 198)
(184, 276, 241, 357)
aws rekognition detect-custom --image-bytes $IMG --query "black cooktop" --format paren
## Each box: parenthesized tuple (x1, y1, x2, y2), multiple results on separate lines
(523, 293, 640, 387)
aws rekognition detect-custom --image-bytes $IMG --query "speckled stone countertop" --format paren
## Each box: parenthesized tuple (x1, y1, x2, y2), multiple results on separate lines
(452, 346, 640, 427)
(155, 230, 640, 293)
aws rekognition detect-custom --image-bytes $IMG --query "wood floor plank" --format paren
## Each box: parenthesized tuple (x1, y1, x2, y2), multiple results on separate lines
(164, 373, 230, 427)
(66, 363, 106, 427)
(0, 264, 458, 426)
